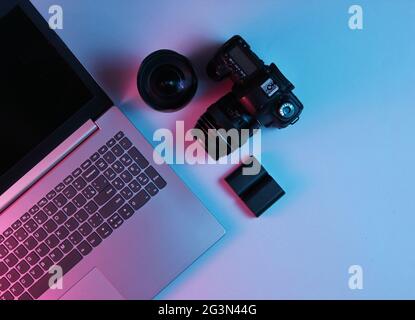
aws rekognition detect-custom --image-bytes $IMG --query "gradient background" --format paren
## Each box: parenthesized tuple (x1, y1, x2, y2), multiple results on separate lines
(30, 0, 415, 299)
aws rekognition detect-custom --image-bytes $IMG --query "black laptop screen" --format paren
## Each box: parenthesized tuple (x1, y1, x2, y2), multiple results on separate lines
(0, 8, 93, 178)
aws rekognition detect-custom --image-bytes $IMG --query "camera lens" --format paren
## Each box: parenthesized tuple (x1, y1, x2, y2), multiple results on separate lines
(138, 50, 198, 112)
(150, 65, 185, 97)
(279, 103, 296, 119)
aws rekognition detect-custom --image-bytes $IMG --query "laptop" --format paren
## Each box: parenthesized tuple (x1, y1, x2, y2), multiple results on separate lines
(0, 0, 224, 300)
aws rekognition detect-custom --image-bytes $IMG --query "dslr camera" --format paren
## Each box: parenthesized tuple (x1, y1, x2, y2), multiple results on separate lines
(195, 35, 303, 159)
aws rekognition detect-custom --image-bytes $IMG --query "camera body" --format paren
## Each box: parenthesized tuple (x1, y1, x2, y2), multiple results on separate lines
(196, 35, 303, 159)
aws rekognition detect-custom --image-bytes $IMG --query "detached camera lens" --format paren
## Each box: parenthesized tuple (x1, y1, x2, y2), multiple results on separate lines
(151, 65, 185, 97)
(137, 50, 198, 112)
(279, 103, 295, 118)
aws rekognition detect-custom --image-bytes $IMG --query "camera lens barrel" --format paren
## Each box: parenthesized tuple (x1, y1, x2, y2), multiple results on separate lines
(137, 50, 198, 112)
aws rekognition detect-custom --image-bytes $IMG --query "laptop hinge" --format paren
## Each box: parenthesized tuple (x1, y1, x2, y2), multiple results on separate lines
(0, 120, 98, 213)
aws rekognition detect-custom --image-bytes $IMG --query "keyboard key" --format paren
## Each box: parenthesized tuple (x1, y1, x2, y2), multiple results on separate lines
(97, 223, 113, 239)
(37, 198, 48, 207)
(129, 180, 141, 193)
(120, 170, 133, 183)
(14, 245, 28, 259)
(28, 249, 82, 299)
(49, 248, 64, 263)
(46, 190, 57, 200)
(78, 223, 93, 237)
(92, 175, 109, 192)
(3, 228, 13, 238)
(69, 232, 83, 246)
(10, 282, 24, 297)
(34, 211, 48, 224)
(145, 182, 159, 196)
(129, 190, 150, 211)
(5, 253, 18, 267)
(96, 158, 108, 171)
(52, 194, 67, 208)
(86, 232, 102, 248)
(112, 161, 125, 174)
(128, 147, 149, 169)
(106, 138, 116, 148)
(120, 154, 133, 167)
(12, 220, 22, 230)
(59, 240, 73, 254)
(55, 226, 69, 240)
(33, 228, 48, 242)
(45, 235, 59, 249)
(15, 228, 28, 242)
(112, 177, 125, 190)
(62, 203, 77, 216)
(85, 201, 98, 214)
(4, 236, 18, 250)
(128, 163, 141, 176)
(74, 209, 88, 223)
(119, 137, 133, 150)
(29, 205, 40, 215)
(118, 204, 134, 220)
(0, 262, 8, 276)
(108, 214, 123, 229)
(0, 245, 9, 259)
(35, 243, 50, 258)
(53, 211, 67, 225)
(82, 165, 100, 182)
(73, 177, 87, 191)
(103, 151, 116, 164)
(104, 168, 116, 181)
(95, 185, 116, 206)
(39, 257, 53, 271)
(55, 183, 65, 193)
(72, 168, 82, 178)
(82, 186, 97, 199)
(20, 274, 34, 288)
(77, 241, 92, 256)
(99, 195, 125, 219)
(81, 159, 92, 170)
(98, 145, 108, 155)
(23, 236, 38, 250)
(1, 291, 14, 300)
(73, 194, 87, 208)
(6, 269, 20, 283)
(65, 218, 79, 232)
(90, 152, 100, 162)
(88, 214, 103, 228)
(145, 166, 167, 189)
(120, 187, 133, 200)
(16, 260, 30, 274)
(44, 202, 58, 216)
(111, 144, 124, 157)
(63, 186, 77, 199)
(44, 220, 58, 233)
(115, 131, 124, 140)
(18, 292, 33, 301)
(0, 277, 10, 291)
(64, 175, 74, 185)
(29, 266, 44, 280)
(137, 173, 149, 186)
(20, 213, 31, 223)
(26, 252, 40, 266)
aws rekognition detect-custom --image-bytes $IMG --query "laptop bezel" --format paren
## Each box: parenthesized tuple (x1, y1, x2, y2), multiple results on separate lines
(0, 0, 114, 196)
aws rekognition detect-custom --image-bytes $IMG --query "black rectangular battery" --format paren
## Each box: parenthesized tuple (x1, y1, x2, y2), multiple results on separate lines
(225, 157, 285, 217)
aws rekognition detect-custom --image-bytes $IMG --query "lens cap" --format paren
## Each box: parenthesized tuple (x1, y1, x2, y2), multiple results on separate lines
(137, 50, 198, 112)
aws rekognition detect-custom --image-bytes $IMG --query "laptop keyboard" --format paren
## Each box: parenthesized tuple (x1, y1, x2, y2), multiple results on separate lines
(0, 131, 166, 300)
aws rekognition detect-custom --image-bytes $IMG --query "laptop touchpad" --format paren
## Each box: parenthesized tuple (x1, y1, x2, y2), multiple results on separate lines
(60, 268, 125, 300)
